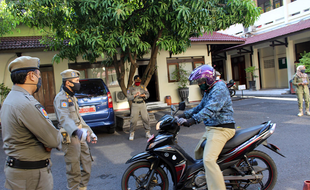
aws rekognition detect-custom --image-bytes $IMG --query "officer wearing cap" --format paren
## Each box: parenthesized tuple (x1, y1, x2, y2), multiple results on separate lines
(53, 69, 98, 190)
(1, 56, 62, 190)
(127, 75, 151, 140)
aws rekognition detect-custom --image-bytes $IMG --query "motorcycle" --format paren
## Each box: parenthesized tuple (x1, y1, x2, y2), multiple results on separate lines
(121, 102, 285, 190)
(226, 79, 236, 97)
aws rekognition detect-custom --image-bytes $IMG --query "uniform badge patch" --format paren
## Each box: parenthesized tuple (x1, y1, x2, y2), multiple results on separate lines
(61, 100, 68, 108)
(127, 90, 130, 94)
(35, 104, 49, 119)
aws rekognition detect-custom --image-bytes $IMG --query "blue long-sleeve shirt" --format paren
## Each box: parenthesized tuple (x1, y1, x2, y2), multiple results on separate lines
(184, 81, 235, 127)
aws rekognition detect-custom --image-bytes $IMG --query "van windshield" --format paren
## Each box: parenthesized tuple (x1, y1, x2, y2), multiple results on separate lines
(76, 80, 107, 97)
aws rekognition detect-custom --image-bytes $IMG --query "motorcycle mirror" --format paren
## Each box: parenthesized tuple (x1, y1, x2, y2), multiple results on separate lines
(170, 105, 176, 112)
(179, 102, 186, 111)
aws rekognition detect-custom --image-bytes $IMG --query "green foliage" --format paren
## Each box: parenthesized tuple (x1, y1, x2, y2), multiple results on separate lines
(0, 83, 11, 104)
(6, 0, 260, 91)
(171, 66, 190, 88)
(0, 1, 21, 37)
(245, 66, 258, 80)
(298, 51, 310, 73)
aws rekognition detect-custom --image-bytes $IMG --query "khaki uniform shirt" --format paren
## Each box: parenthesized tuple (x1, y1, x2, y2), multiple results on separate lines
(292, 74, 310, 93)
(127, 84, 150, 102)
(1, 86, 62, 161)
(54, 88, 93, 136)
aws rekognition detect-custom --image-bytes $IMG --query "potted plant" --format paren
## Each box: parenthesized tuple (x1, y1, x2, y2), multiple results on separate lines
(172, 66, 191, 103)
(245, 66, 258, 90)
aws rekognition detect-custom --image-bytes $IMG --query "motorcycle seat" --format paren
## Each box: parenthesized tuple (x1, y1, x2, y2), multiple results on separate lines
(201, 123, 268, 152)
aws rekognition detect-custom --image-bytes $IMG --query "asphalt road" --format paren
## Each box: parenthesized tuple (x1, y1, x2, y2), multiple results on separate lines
(0, 97, 309, 190)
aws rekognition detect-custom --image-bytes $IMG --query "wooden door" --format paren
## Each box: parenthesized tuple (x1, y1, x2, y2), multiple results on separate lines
(33, 66, 56, 113)
(231, 56, 246, 85)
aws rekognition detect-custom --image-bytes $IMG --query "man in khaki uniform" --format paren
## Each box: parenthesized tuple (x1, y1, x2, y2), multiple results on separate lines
(1, 56, 62, 190)
(54, 69, 97, 190)
(127, 75, 151, 140)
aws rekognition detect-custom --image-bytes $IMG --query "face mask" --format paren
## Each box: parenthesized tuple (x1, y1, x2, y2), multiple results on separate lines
(216, 76, 220, 80)
(33, 74, 42, 93)
(301, 69, 306, 73)
(199, 83, 208, 91)
(69, 81, 81, 92)
(135, 82, 141, 86)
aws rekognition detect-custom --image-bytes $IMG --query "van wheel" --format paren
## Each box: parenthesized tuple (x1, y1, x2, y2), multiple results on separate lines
(107, 125, 115, 134)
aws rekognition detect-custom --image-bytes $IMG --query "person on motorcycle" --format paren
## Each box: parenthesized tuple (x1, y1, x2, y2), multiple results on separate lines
(215, 70, 221, 80)
(177, 65, 236, 190)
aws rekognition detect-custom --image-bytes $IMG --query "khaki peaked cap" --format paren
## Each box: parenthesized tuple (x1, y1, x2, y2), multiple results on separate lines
(8, 56, 40, 72)
(60, 69, 80, 79)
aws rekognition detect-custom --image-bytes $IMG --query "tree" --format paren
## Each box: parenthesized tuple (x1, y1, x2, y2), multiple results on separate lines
(7, 0, 260, 102)
(0, 1, 21, 37)
(298, 51, 310, 73)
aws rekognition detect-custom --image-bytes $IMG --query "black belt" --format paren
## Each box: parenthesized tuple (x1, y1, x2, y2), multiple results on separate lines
(132, 101, 144, 104)
(6, 156, 49, 169)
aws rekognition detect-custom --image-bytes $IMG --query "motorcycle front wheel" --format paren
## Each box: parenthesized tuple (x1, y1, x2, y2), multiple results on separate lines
(235, 150, 277, 190)
(229, 89, 236, 97)
(121, 161, 169, 190)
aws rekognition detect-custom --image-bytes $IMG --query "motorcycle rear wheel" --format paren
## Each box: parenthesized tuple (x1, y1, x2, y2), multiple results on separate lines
(234, 150, 277, 190)
(121, 161, 169, 190)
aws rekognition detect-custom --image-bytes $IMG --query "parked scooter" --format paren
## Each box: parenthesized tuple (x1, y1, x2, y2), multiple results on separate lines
(226, 79, 236, 97)
(121, 102, 285, 190)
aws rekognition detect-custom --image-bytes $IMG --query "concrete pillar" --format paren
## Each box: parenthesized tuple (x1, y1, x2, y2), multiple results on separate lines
(283, 0, 289, 24)
(225, 53, 232, 81)
(274, 46, 280, 88)
(286, 37, 295, 86)
(259, 49, 265, 88)
(252, 48, 261, 90)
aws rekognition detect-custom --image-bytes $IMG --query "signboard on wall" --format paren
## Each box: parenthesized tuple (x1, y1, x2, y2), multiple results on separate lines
(278, 57, 287, 69)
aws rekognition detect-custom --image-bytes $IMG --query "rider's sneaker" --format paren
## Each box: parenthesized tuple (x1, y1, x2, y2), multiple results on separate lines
(129, 132, 134, 141)
(146, 131, 152, 139)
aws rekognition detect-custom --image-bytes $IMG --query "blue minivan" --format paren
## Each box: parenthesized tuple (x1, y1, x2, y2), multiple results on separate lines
(75, 78, 116, 133)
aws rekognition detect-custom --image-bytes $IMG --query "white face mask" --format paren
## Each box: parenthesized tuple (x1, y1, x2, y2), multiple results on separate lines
(216, 76, 220, 80)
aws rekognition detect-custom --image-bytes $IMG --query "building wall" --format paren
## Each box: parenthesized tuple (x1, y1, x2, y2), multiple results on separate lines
(218, 0, 310, 90)
(0, 44, 211, 111)
(156, 44, 211, 104)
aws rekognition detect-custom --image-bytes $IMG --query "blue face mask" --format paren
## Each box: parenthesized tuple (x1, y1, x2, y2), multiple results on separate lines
(199, 83, 208, 91)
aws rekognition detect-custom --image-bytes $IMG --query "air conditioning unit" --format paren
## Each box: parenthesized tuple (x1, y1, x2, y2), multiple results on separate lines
(115, 91, 127, 102)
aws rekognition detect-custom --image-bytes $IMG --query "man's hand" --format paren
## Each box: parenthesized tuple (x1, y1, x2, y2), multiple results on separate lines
(177, 118, 195, 127)
(139, 93, 146, 98)
(135, 92, 141, 97)
(44, 146, 52, 152)
(90, 133, 98, 144)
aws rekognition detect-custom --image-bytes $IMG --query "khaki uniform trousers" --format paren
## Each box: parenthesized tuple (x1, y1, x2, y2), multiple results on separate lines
(4, 164, 53, 190)
(194, 127, 235, 190)
(296, 85, 310, 109)
(130, 102, 150, 133)
(62, 136, 92, 190)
